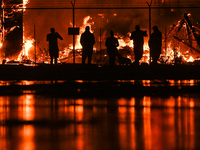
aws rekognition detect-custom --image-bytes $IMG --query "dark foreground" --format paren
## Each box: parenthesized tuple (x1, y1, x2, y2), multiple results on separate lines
(0, 63, 199, 96)
(0, 94, 200, 150)
(0, 63, 200, 80)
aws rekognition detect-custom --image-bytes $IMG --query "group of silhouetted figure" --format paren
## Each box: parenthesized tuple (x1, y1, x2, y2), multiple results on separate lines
(46, 25, 162, 66)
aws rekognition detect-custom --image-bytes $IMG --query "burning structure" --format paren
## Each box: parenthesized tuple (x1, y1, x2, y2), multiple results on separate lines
(167, 13, 200, 64)
(1, 0, 23, 59)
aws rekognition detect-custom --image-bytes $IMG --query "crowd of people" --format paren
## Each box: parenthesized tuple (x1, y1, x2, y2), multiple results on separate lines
(46, 25, 162, 66)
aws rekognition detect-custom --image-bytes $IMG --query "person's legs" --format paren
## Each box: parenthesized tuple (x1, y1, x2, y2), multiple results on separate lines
(82, 51, 87, 64)
(50, 57, 53, 65)
(88, 53, 92, 64)
(134, 50, 140, 65)
(55, 57, 57, 65)
(134, 46, 143, 65)
(109, 55, 115, 66)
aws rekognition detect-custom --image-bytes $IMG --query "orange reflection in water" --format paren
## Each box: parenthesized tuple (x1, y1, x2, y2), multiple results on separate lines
(0, 126, 6, 150)
(0, 97, 9, 123)
(18, 125, 35, 150)
(76, 124, 84, 150)
(75, 99, 84, 121)
(130, 98, 135, 106)
(165, 96, 175, 107)
(143, 96, 151, 107)
(118, 98, 127, 106)
(18, 95, 35, 121)
(143, 107, 151, 150)
(118, 104, 136, 149)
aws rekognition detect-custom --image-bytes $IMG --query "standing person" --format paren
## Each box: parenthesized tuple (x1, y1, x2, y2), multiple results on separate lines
(130, 25, 147, 65)
(46, 28, 63, 65)
(80, 26, 95, 64)
(148, 26, 162, 65)
(105, 30, 119, 66)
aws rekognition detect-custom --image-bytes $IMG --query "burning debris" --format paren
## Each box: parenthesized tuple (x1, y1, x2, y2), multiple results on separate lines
(1, 0, 23, 59)
(166, 13, 200, 64)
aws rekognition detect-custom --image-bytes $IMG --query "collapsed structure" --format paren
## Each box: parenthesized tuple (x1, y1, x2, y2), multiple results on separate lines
(1, 0, 23, 59)
(168, 13, 200, 61)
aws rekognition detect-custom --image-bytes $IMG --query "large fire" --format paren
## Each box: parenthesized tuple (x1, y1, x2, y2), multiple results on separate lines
(4, 7, 200, 65)
(17, 37, 34, 61)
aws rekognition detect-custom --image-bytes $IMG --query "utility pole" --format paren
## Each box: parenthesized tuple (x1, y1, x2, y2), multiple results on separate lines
(71, 0, 75, 64)
(34, 25, 36, 65)
(165, 27, 167, 64)
(146, 0, 153, 65)
(100, 28, 102, 65)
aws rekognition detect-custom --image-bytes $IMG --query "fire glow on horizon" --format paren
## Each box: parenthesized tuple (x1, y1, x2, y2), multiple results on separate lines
(18, 4, 200, 65)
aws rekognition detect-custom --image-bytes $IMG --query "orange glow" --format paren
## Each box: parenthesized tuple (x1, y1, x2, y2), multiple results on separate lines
(118, 103, 136, 149)
(119, 123, 128, 149)
(19, 125, 35, 150)
(18, 95, 35, 121)
(118, 98, 127, 106)
(118, 107, 127, 114)
(75, 105, 84, 121)
(143, 106, 151, 150)
(165, 96, 175, 107)
(142, 80, 151, 86)
(0, 126, 6, 149)
(0, 41, 3, 49)
(143, 96, 151, 107)
(189, 100, 194, 108)
(69, 16, 94, 50)
(76, 99, 83, 105)
(177, 96, 181, 107)
(165, 108, 175, 148)
(75, 106, 83, 113)
(76, 124, 84, 150)
(18, 37, 35, 61)
(130, 98, 135, 106)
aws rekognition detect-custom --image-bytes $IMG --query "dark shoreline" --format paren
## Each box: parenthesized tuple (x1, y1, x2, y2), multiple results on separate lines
(0, 63, 200, 80)
(0, 63, 199, 96)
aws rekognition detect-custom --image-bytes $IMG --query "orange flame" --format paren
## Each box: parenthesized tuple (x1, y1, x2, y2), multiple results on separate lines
(17, 38, 34, 60)
(69, 16, 94, 50)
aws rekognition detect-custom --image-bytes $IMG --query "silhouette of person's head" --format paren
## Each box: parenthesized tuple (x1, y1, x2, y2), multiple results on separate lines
(135, 25, 140, 30)
(110, 30, 114, 37)
(85, 26, 90, 32)
(152, 26, 158, 31)
(50, 28, 55, 33)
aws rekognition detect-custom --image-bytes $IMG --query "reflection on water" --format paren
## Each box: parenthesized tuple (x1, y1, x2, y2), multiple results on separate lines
(1, 94, 200, 150)
(0, 79, 199, 87)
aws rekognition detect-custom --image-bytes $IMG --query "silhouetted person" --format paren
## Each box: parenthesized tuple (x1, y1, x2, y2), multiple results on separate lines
(130, 25, 147, 65)
(80, 26, 95, 64)
(46, 28, 63, 65)
(148, 26, 162, 65)
(105, 30, 119, 66)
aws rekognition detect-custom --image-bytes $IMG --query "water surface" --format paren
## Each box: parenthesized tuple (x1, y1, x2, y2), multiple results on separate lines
(1, 94, 200, 150)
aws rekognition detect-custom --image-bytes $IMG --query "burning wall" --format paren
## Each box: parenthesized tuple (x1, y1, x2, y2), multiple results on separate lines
(2, 0, 23, 59)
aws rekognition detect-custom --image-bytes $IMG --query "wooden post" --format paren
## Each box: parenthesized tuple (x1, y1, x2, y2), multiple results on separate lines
(100, 28, 101, 53)
(71, 0, 76, 64)
(34, 25, 36, 65)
